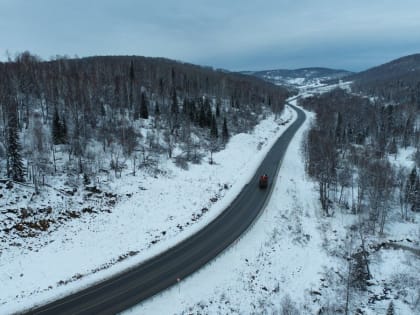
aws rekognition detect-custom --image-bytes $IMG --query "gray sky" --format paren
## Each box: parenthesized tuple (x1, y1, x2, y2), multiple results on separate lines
(1, 0, 420, 71)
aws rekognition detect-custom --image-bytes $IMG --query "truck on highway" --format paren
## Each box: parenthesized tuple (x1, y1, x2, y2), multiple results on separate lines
(259, 174, 268, 189)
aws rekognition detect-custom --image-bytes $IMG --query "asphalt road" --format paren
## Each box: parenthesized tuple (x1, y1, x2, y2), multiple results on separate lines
(26, 104, 306, 315)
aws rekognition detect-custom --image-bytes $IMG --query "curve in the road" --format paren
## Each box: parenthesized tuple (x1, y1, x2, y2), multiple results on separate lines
(26, 104, 306, 315)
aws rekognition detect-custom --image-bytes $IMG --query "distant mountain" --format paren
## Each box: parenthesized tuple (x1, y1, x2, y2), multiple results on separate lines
(347, 53, 420, 83)
(242, 67, 352, 88)
(347, 53, 420, 104)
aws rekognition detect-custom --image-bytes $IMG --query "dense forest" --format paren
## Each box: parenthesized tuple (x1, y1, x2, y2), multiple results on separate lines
(0, 52, 289, 187)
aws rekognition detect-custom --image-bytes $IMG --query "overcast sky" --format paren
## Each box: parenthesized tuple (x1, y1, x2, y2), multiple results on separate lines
(1, 0, 420, 71)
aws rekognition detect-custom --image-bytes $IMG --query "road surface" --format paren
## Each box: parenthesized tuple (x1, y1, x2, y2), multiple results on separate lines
(26, 104, 306, 315)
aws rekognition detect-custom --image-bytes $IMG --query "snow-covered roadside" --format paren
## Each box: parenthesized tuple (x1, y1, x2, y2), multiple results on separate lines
(123, 105, 328, 314)
(124, 94, 420, 315)
(0, 106, 297, 314)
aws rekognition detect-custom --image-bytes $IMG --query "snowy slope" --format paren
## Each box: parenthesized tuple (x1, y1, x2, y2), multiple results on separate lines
(2, 86, 418, 315)
(244, 67, 352, 89)
(123, 103, 325, 314)
(124, 94, 419, 315)
(1, 106, 297, 314)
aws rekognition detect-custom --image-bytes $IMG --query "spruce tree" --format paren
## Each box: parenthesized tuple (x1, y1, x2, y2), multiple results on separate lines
(171, 88, 179, 128)
(61, 116, 67, 144)
(155, 103, 160, 116)
(222, 116, 229, 143)
(216, 99, 221, 117)
(413, 176, 420, 212)
(140, 92, 149, 119)
(171, 88, 178, 115)
(210, 114, 218, 139)
(199, 103, 206, 128)
(52, 107, 67, 144)
(183, 98, 188, 116)
(386, 301, 394, 315)
(405, 167, 418, 206)
(189, 100, 196, 122)
(7, 113, 25, 182)
(129, 60, 135, 113)
(52, 107, 62, 145)
(204, 98, 212, 127)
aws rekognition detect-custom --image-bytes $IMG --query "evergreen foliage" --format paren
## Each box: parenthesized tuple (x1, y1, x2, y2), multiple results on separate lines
(154, 103, 160, 116)
(216, 99, 221, 117)
(171, 88, 179, 115)
(7, 112, 25, 182)
(198, 102, 206, 128)
(386, 301, 394, 315)
(0, 52, 289, 178)
(210, 114, 218, 139)
(52, 107, 62, 145)
(140, 92, 149, 119)
(52, 107, 67, 144)
(405, 167, 419, 211)
(61, 116, 68, 144)
(222, 116, 229, 143)
(414, 177, 420, 212)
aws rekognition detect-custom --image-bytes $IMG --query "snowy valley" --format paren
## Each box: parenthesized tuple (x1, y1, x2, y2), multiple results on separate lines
(1, 53, 419, 315)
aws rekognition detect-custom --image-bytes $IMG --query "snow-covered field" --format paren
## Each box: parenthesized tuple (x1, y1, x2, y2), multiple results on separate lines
(0, 104, 297, 314)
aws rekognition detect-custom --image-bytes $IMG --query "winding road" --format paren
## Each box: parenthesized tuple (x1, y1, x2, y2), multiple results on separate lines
(26, 104, 306, 315)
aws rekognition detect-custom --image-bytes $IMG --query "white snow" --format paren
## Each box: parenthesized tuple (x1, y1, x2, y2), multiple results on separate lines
(2, 83, 419, 315)
(0, 105, 297, 314)
(123, 104, 329, 314)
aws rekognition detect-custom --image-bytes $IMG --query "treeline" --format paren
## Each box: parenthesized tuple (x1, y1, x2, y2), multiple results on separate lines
(301, 89, 419, 234)
(0, 52, 289, 185)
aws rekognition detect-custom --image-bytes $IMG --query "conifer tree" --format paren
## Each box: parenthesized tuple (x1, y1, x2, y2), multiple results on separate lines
(204, 98, 212, 127)
(386, 301, 394, 315)
(7, 112, 25, 182)
(222, 116, 229, 143)
(140, 92, 149, 119)
(216, 99, 221, 117)
(171, 88, 179, 129)
(405, 167, 418, 206)
(210, 114, 218, 139)
(52, 107, 67, 144)
(129, 60, 135, 113)
(183, 98, 188, 116)
(413, 176, 420, 212)
(199, 103, 206, 128)
(189, 99, 196, 122)
(155, 103, 160, 116)
(61, 116, 67, 144)
(171, 88, 178, 115)
(52, 107, 62, 145)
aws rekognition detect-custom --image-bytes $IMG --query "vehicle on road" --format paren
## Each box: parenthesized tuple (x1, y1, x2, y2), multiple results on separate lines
(259, 174, 268, 188)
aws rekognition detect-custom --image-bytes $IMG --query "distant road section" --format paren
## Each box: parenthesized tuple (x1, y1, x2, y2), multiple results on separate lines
(27, 104, 306, 315)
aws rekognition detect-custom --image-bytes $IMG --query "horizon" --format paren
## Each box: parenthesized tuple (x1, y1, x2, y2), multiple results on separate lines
(1, 0, 420, 72)
(2, 51, 418, 74)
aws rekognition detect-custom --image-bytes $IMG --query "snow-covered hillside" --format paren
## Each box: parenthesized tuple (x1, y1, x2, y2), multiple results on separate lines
(1, 88, 418, 315)
(243, 67, 352, 89)
(0, 105, 297, 314)
(125, 98, 420, 315)
(124, 103, 323, 314)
